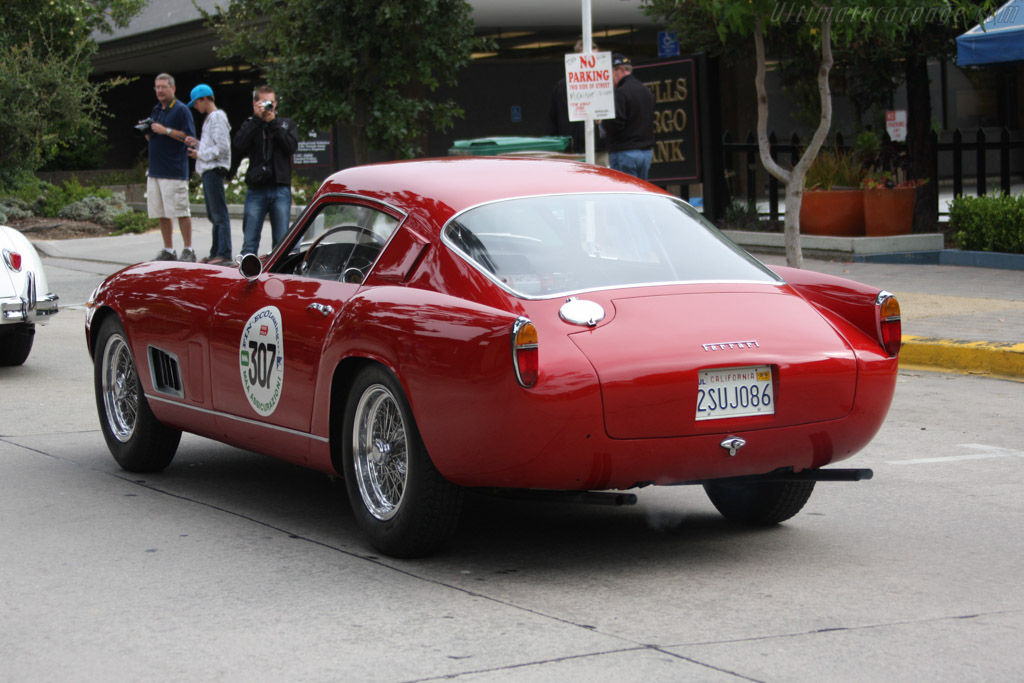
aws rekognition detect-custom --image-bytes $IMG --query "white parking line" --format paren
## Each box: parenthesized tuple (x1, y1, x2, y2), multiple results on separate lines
(889, 443, 1024, 465)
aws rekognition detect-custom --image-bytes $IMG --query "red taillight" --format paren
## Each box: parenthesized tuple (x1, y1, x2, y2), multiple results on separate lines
(511, 317, 539, 387)
(877, 292, 901, 357)
(3, 248, 22, 272)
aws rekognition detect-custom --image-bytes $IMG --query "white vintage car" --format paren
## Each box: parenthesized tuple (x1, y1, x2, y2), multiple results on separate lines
(1, 225, 59, 365)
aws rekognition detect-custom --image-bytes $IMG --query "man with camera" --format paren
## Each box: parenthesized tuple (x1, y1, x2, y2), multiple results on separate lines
(143, 73, 197, 262)
(233, 85, 298, 256)
(184, 84, 232, 264)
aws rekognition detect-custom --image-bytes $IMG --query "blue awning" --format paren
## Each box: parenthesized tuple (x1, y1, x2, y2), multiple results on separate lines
(956, 0, 1024, 66)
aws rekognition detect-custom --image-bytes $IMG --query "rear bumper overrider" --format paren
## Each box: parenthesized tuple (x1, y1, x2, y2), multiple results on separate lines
(1, 292, 60, 324)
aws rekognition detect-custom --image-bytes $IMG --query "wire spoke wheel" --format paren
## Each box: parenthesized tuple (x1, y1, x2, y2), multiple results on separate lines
(92, 316, 180, 472)
(342, 365, 463, 557)
(352, 384, 409, 521)
(101, 333, 140, 442)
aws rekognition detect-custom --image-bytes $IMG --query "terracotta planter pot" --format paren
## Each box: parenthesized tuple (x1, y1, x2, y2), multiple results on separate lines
(799, 189, 865, 236)
(864, 187, 915, 236)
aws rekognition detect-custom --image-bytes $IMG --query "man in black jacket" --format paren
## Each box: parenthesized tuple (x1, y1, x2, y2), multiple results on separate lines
(234, 85, 299, 255)
(602, 54, 655, 180)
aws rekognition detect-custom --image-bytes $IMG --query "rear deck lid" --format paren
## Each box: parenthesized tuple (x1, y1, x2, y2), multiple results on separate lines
(568, 289, 857, 438)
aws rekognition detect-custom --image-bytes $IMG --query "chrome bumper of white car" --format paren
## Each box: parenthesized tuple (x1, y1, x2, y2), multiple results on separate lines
(1, 271, 59, 323)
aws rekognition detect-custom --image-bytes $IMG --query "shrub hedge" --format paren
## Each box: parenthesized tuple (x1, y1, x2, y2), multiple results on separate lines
(949, 193, 1024, 254)
(0, 174, 132, 225)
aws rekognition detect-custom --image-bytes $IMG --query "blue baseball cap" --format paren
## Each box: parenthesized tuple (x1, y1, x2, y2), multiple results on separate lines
(187, 84, 214, 107)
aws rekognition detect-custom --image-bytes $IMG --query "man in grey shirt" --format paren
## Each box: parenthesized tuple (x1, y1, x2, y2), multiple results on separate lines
(185, 84, 232, 264)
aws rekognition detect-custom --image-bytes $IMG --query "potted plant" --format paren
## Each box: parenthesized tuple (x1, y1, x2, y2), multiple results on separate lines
(800, 145, 867, 236)
(862, 173, 926, 236)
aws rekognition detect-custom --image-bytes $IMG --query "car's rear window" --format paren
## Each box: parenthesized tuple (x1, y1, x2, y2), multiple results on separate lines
(443, 193, 781, 298)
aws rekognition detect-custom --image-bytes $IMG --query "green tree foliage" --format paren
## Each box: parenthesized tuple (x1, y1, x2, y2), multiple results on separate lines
(205, 0, 485, 164)
(0, 0, 145, 186)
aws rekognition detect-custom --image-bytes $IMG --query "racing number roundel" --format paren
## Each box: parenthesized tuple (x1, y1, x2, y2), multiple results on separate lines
(239, 305, 284, 416)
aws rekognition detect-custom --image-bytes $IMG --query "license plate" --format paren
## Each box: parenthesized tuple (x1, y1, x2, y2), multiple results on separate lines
(696, 365, 774, 421)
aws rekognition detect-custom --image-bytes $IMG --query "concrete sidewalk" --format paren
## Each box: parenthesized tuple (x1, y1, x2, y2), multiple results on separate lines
(31, 215, 1024, 381)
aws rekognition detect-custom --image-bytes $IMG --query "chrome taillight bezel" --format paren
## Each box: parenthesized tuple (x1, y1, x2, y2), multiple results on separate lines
(876, 291, 902, 357)
(3, 248, 22, 272)
(511, 316, 539, 388)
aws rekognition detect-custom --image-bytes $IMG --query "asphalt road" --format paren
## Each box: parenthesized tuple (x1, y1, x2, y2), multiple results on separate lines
(2, 260, 1023, 682)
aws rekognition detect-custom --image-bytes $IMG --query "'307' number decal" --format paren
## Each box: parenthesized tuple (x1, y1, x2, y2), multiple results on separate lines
(239, 305, 285, 416)
(247, 341, 277, 388)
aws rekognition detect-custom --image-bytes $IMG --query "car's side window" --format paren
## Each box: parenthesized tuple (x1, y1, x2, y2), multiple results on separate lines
(274, 203, 400, 283)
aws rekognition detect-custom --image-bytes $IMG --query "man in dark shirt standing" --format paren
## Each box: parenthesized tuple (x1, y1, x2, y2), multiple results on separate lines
(233, 85, 299, 256)
(602, 54, 655, 180)
(144, 73, 197, 262)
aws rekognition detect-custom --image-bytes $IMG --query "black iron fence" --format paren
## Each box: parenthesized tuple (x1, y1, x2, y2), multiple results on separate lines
(721, 129, 1024, 221)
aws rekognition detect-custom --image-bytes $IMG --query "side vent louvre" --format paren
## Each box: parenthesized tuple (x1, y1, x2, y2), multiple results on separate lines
(148, 346, 184, 398)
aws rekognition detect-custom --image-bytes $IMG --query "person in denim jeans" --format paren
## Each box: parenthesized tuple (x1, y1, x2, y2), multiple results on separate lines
(233, 85, 298, 256)
(185, 84, 232, 264)
(602, 54, 655, 180)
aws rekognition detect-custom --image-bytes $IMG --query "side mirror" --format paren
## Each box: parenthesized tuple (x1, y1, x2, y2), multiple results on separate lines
(238, 253, 263, 279)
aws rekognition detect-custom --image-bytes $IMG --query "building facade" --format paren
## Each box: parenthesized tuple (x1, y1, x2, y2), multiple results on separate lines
(93, 0, 1021, 192)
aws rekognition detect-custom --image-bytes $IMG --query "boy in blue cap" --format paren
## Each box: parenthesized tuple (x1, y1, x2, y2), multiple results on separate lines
(185, 83, 232, 264)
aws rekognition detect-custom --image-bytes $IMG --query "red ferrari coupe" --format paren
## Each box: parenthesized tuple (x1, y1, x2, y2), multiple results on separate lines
(86, 157, 900, 557)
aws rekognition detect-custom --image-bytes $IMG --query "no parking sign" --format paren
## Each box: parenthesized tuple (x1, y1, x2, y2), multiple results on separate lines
(886, 110, 907, 142)
(564, 51, 615, 122)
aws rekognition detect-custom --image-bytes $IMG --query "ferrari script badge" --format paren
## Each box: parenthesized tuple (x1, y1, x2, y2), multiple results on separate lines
(702, 340, 759, 352)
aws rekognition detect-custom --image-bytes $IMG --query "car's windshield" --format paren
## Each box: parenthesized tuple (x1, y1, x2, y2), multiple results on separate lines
(443, 193, 781, 298)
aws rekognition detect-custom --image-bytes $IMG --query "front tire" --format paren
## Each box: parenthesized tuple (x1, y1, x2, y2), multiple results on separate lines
(703, 478, 815, 525)
(0, 324, 34, 366)
(93, 316, 181, 472)
(342, 365, 462, 557)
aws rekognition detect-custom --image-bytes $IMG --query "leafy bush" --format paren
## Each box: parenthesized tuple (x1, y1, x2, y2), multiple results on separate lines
(58, 192, 130, 227)
(113, 211, 159, 235)
(39, 177, 112, 216)
(1, 171, 52, 206)
(949, 193, 1024, 254)
(0, 198, 33, 224)
(2, 174, 127, 221)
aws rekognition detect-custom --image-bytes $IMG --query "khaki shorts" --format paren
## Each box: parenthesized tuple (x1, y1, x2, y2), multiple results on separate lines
(147, 177, 191, 219)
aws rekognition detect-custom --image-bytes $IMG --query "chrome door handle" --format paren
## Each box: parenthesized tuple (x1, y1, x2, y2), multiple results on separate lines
(307, 302, 333, 317)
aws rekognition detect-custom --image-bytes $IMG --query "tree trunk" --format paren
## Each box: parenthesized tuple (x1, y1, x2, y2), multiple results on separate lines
(754, 16, 834, 269)
(351, 131, 370, 167)
(905, 52, 937, 234)
(351, 99, 370, 166)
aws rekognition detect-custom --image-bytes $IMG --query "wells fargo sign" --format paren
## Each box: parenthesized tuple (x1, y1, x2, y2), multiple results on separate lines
(633, 58, 701, 185)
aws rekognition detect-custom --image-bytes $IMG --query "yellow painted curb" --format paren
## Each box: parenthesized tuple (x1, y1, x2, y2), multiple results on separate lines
(900, 335, 1024, 379)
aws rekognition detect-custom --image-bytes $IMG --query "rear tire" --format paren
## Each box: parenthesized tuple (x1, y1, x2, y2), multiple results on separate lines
(0, 324, 34, 366)
(704, 478, 815, 525)
(94, 316, 181, 472)
(342, 365, 462, 557)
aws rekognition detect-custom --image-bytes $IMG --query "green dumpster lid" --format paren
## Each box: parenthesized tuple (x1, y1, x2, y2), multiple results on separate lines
(449, 136, 571, 155)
